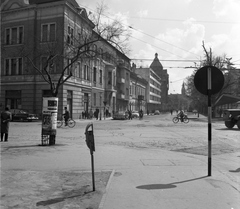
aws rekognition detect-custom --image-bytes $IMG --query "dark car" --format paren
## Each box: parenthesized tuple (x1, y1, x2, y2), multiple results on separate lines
(10, 109, 39, 122)
(223, 109, 240, 129)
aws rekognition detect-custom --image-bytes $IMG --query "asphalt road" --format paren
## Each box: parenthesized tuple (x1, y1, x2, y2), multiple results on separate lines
(1, 112, 240, 208)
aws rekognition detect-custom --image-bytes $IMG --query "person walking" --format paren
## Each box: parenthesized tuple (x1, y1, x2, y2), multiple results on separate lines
(63, 107, 70, 126)
(1, 107, 12, 142)
(128, 110, 132, 120)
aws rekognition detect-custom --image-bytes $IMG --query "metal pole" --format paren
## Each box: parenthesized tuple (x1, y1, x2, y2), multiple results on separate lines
(91, 151, 95, 191)
(207, 67, 212, 176)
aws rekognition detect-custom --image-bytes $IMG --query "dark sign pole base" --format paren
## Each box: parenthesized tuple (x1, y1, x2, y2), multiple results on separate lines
(91, 152, 95, 191)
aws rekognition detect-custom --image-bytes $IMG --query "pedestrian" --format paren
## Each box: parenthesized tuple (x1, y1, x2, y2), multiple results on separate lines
(139, 109, 143, 119)
(63, 107, 70, 126)
(128, 110, 132, 120)
(1, 107, 12, 142)
(89, 109, 93, 119)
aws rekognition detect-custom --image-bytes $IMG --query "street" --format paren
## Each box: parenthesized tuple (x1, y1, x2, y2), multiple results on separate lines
(1, 112, 240, 209)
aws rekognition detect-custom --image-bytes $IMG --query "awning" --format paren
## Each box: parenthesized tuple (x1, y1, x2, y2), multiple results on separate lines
(214, 94, 240, 106)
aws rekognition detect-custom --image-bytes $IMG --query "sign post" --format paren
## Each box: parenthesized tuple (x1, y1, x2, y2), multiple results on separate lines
(194, 66, 224, 176)
(207, 67, 212, 176)
(85, 123, 95, 191)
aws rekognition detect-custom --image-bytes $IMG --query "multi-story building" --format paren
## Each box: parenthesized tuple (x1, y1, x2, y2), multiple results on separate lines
(1, 0, 131, 119)
(150, 53, 169, 110)
(129, 68, 148, 112)
(132, 63, 162, 113)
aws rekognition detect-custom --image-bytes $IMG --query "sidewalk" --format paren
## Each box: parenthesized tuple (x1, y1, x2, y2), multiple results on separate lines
(101, 149, 240, 209)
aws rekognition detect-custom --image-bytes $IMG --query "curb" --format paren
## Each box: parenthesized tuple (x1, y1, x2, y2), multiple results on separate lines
(98, 169, 115, 209)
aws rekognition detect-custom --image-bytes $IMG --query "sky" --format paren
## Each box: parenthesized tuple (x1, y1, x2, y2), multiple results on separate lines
(77, 0, 240, 94)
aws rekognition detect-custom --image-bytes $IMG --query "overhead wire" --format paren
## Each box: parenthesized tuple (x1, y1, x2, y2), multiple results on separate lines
(77, 3, 200, 60)
(128, 16, 240, 25)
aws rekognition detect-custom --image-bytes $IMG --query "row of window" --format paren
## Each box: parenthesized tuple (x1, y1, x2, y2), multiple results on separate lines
(150, 87, 161, 95)
(3, 57, 116, 86)
(5, 24, 56, 45)
(150, 71, 161, 82)
(150, 95, 161, 102)
(130, 84, 146, 98)
(150, 78, 161, 89)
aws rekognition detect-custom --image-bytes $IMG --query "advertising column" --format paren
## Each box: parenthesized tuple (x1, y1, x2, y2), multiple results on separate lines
(42, 97, 58, 145)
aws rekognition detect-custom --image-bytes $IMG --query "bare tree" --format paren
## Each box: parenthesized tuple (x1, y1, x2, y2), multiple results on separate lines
(22, 2, 131, 97)
(185, 41, 239, 115)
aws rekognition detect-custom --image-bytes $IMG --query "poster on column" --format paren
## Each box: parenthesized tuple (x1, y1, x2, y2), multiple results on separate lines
(42, 97, 58, 135)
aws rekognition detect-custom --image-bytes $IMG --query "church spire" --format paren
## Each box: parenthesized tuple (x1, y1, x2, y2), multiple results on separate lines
(181, 82, 186, 95)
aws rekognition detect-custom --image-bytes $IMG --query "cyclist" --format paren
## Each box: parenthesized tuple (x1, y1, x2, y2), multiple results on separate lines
(63, 107, 70, 126)
(178, 110, 185, 122)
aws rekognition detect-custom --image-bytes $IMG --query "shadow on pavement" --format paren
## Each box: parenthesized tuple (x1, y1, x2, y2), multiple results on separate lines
(229, 168, 240, 173)
(216, 128, 240, 131)
(5, 144, 67, 149)
(136, 176, 208, 190)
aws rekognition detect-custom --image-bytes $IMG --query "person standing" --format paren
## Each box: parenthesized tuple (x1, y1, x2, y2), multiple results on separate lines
(63, 107, 70, 126)
(128, 110, 132, 120)
(1, 107, 12, 142)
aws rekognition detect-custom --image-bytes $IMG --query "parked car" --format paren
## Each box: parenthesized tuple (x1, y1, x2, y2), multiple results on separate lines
(132, 111, 139, 118)
(223, 109, 240, 129)
(10, 109, 39, 122)
(113, 111, 128, 120)
(154, 110, 160, 115)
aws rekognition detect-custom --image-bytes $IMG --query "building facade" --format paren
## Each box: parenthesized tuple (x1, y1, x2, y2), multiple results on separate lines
(129, 68, 148, 112)
(1, 0, 131, 119)
(132, 64, 162, 113)
(150, 53, 169, 110)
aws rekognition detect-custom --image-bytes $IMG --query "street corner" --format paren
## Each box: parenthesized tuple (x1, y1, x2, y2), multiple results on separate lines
(1, 169, 113, 209)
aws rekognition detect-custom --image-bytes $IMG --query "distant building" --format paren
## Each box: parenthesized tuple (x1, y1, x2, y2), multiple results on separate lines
(132, 64, 162, 113)
(129, 68, 148, 112)
(150, 53, 169, 110)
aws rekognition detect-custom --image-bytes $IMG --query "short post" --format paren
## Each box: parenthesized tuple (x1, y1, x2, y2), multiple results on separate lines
(85, 123, 96, 191)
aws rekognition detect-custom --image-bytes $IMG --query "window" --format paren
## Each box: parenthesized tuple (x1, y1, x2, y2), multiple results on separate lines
(99, 70, 102, 84)
(76, 62, 81, 78)
(4, 58, 23, 75)
(108, 71, 112, 85)
(5, 26, 24, 45)
(41, 23, 56, 42)
(93, 67, 97, 82)
(113, 71, 116, 86)
(67, 26, 74, 45)
(84, 64, 89, 80)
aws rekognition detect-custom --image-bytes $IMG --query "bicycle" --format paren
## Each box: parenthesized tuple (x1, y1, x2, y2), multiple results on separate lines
(57, 116, 76, 128)
(172, 115, 189, 124)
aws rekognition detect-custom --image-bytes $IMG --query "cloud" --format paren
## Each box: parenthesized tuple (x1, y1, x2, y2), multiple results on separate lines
(154, 19, 205, 60)
(137, 10, 148, 18)
(213, 0, 240, 20)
